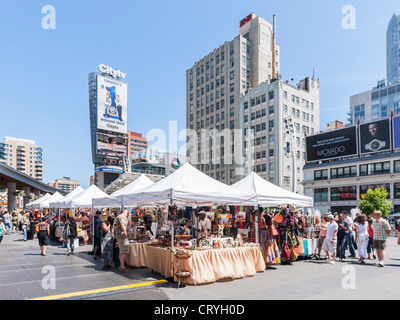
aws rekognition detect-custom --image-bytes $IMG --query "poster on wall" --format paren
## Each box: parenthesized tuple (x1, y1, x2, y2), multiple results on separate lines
(97, 74, 128, 134)
(359, 118, 391, 155)
(305, 126, 358, 163)
(394, 115, 400, 150)
(96, 131, 127, 159)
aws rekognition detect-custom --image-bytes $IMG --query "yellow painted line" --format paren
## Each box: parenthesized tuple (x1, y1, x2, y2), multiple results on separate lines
(29, 279, 168, 300)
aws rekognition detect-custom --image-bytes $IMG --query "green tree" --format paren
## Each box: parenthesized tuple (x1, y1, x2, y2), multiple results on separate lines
(358, 186, 392, 217)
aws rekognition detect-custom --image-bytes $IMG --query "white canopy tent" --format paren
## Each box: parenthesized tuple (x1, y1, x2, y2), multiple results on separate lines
(92, 174, 155, 208)
(26, 193, 51, 209)
(38, 191, 64, 209)
(231, 172, 314, 208)
(65, 184, 109, 208)
(49, 186, 85, 209)
(121, 163, 257, 207)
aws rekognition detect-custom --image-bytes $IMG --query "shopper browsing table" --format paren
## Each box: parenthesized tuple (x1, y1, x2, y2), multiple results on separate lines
(195, 211, 211, 239)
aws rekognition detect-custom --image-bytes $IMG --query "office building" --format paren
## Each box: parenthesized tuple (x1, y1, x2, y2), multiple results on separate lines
(387, 13, 400, 85)
(0, 137, 43, 181)
(240, 76, 319, 194)
(48, 177, 80, 193)
(127, 131, 148, 158)
(186, 13, 281, 185)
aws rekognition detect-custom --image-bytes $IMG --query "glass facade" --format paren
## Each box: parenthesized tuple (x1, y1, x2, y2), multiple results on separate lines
(387, 14, 400, 85)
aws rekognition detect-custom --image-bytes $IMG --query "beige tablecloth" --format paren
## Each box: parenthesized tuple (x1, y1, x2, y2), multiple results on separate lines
(125, 242, 150, 268)
(146, 246, 265, 285)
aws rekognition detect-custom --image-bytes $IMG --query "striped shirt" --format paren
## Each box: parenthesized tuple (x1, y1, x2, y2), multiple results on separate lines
(372, 219, 391, 241)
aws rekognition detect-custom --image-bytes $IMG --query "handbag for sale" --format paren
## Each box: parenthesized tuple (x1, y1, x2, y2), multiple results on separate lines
(281, 240, 291, 262)
(269, 224, 279, 237)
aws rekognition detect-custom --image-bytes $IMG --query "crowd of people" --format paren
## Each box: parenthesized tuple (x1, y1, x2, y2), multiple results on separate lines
(316, 210, 400, 267)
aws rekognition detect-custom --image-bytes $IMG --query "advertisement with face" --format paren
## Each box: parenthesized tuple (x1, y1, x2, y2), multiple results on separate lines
(305, 126, 358, 163)
(359, 119, 391, 155)
(394, 115, 400, 150)
(96, 131, 127, 159)
(97, 74, 128, 134)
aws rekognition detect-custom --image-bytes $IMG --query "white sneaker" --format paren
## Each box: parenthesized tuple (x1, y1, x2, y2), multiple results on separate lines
(377, 261, 385, 267)
(329, 260, 335, 265)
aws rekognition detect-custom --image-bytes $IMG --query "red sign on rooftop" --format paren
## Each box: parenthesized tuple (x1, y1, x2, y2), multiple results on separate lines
(240, 13, 253, 27)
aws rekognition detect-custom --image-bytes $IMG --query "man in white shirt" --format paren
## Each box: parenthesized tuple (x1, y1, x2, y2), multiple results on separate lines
(322, 214, 338, 264)
(342, 211, 356, 258)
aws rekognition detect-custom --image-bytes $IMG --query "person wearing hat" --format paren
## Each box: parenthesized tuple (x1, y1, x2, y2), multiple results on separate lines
(195, 211, 211, 239)
(322, 214, 338, 264)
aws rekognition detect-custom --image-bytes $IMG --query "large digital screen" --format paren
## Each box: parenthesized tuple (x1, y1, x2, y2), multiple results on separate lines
(305, 126, 358, 163)
(394, 115, 400, 150)
(97, 74, 128, 134)
(96, 131, 127, 159)
(359, 118, 391, 155)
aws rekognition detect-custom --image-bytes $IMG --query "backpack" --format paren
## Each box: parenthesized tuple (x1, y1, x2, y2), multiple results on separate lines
(62, 225, 70, 239)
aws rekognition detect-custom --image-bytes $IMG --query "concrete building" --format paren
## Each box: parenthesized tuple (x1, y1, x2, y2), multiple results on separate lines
(239, 76, 319, 194)
(48, 177, 80, 194)
(387, 13, 400, 85)
(186, 13, 281, 185)
(0, 137, 43, 181)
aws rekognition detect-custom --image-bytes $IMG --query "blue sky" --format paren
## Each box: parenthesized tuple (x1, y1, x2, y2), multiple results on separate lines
(0, 0, 399, 188)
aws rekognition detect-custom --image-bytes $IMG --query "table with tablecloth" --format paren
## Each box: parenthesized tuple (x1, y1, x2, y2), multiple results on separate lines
(125, 242, 150, 268)
(144, 245, 265, 285)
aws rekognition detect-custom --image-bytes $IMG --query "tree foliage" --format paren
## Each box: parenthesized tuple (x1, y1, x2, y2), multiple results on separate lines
(358, 186, 392, 217)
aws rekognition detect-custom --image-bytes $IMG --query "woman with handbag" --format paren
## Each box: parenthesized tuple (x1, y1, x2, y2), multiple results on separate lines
(65, 216, 78, 256)
(101, 216, 115, 269)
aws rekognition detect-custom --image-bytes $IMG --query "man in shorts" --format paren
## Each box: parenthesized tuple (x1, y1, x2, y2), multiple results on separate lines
(372, 210, 391, 267)
(322, 214, 338, 264)
(116, 209, 130, 272)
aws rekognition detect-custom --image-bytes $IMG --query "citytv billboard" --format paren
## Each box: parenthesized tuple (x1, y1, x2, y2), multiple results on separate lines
(359, 118, 391, 155)
(394, 115, 400, 150)
(97, 74, 128, 134)
(306, 126, 358, 163)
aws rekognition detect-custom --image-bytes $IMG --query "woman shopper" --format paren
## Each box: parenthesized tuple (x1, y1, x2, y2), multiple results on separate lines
(21, 213, 30, 241)
(65, 216, 78, 256)
(355, 214, 369, 264)
(36, 217, 50, 256)
(367, 217, 376, 260)
(316, 215, 328, 259)
(101, 216, 115, 269)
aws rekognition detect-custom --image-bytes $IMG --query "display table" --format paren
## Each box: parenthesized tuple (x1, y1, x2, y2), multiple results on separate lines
(146, 246, 173, 278)
(125, 242, 150, 268)
(174, 246, 265, 285)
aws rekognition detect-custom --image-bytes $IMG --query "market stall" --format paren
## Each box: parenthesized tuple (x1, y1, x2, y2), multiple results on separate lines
(115, 164, 266, 285)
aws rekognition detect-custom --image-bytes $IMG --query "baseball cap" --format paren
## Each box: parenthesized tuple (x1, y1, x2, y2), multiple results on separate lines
(327, 214, 334, 220)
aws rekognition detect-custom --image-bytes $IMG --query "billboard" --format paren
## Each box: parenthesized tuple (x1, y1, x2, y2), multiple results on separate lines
(96, 131, 127, 159)
(394, 115, 400, 150)
(306, 126, 358, 163)
(97, 74, 128, 134)
(359, 118, 391, 155)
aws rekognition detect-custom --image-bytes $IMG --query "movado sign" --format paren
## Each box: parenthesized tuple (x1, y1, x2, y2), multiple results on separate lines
(98, 64, 126, 79)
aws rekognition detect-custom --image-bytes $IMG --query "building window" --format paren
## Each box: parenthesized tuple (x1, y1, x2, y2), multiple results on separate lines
(360, 162, 390, 176)
(360, 184, 390, 199)
(314, 169, 328, 181)
(395, 182, 400, 199)
(331, 186, 357, 201)
(395, 160, 400, 173)
(314, 188, 328, 202)
(331, 166, 356, 179)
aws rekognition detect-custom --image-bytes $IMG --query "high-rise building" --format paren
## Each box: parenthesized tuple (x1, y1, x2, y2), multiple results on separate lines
(348, 13, 400, 124)
(48, 177, 80, 194)
(0, 137, 43, 180)
(387, 13, 400, 85)
(186, 13, 281, 185)
(127, 131, 148, 158)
